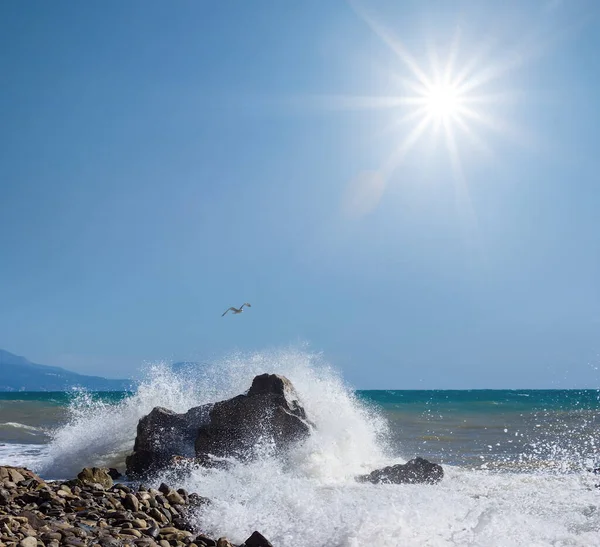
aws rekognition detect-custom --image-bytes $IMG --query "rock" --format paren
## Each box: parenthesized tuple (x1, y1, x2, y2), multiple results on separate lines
(127, 373, 313, 477)
(195, 373, 313, 465)
(19, 538, 37, 547)
(0, 488, 11, 505)
(166, 490, 186, 505)
(122, 493, 139, 512)
(216, 538, 232, 547)
(146, 525, 160, 538)
(356, 457, 444, 485)
(195, 536, 217, 547)
(8, 468, 26, 484)
(244, 531, 274, 547)
(18, 511, 45, 530)
(120, 528, 142, 537)
(126, 405, 212, 477)
(107, 468, 122, 480)
(0, 467, 44, 486)
(76, 468, 113, 489)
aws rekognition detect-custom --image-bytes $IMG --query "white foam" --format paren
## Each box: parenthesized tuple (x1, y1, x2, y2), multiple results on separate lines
(0, 422, 43, 433)
(0, 443, 48, 470)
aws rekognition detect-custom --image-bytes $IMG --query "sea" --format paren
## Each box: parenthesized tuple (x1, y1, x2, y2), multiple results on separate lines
(0, 349, 599, 546)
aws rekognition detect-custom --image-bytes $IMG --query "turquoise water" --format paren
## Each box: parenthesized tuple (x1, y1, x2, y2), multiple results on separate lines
(359, 389, 600, 410)
(358, 389, 600, 469)
(0, 389, 598, 470)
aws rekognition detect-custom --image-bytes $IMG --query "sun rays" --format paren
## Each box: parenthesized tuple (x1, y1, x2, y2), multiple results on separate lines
(369, 31, 524, 183)
(309, 3, 546, 219)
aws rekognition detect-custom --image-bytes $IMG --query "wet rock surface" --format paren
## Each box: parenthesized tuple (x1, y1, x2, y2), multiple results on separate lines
(195, 374, 314, 466)
(127, 374, 314, 476)
(356, 457, 444, 485)
(0, 465, 271, 547)
(126, 406, 212, 477)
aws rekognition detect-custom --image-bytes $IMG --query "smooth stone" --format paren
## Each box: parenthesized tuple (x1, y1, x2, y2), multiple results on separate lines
(41, 532, 62, 541)
(148, 508, 167, 523)
(19, 538, 37, 547)
(123, 493, 139, 512)
(120, 529, 142, 538)
(145, 526, 160, 538)
(166, 491, 186, 505)
(159, 527, 179, 535)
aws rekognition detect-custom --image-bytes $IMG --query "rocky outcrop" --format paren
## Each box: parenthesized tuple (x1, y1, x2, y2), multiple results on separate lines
(126, 373, 313, 477)
(195, 373, 314, 466)
(126, 404, 212, 478)
(356, 457, 444, 485)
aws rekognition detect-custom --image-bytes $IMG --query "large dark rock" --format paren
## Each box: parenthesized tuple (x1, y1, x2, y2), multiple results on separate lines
(126, 405, 212, 478)
(195, 373, 314, 465)
(126, 373, 313, 477)
(356, 457, 444, 485)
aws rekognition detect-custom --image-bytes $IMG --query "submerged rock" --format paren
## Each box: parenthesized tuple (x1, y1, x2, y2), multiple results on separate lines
(126, 373, 313, 477)
(356, 457, 444, 485)
(195, 373, 313, 465)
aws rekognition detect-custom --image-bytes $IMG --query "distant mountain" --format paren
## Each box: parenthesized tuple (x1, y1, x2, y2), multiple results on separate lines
(0, 349, 133, 392)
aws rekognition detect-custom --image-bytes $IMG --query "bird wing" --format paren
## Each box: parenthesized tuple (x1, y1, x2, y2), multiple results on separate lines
(222, 307, 235, 316)
(243, 302, 251, 308)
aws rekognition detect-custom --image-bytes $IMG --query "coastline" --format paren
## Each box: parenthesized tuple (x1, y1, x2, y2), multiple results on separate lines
(0, 465, 271, 547)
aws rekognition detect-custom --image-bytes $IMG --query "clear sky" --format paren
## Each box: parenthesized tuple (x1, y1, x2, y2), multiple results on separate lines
(1, 0, 599, 389)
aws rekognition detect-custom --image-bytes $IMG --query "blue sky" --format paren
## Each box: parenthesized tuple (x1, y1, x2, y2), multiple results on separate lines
(1, 0, 599, 389)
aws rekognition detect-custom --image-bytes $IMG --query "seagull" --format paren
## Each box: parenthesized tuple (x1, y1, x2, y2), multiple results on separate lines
(222, 303, 252, 317)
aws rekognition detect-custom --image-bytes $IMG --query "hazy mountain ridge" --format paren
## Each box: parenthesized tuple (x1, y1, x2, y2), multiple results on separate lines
(0, 349, 132, 392)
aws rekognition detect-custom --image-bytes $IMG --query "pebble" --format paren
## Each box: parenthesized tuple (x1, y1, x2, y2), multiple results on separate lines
(0, 466, 273, 547)
(120, 528, 143, 537)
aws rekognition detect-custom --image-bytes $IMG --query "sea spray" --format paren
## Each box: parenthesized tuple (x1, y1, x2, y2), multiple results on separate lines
(39, 347, 391, 480)
(169, 461, 600, 546)
(39, 363, 204, 477)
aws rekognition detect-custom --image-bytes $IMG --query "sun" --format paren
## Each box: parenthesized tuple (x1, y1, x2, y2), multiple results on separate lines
(316, 4, 534, 204)
(422, 82, 462, 122)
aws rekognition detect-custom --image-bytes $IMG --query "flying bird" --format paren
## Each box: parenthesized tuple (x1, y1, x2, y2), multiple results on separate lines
(222, 303, 252, 317)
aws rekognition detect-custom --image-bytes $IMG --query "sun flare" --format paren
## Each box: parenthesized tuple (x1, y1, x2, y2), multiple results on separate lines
(322, 5, 534, 203)
(422, 82, 462, 122)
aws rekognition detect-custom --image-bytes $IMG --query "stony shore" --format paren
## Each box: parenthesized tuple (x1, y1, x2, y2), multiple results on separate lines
(0, 466, 272, 547)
